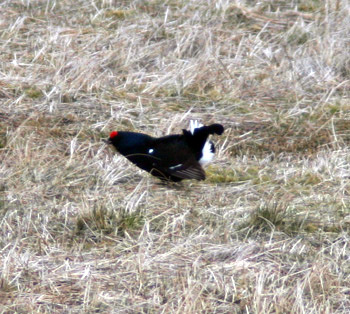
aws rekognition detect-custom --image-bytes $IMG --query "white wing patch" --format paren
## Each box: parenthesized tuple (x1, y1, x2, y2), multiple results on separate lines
(169, 164, 183, 170)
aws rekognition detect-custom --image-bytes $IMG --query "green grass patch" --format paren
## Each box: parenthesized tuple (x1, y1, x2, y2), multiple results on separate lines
(240, 199, 349, 238)
(247, 202, 294, 233)
(76, 206, 144, 237)
(24, 87, 42, 99)
(240, 201, 305, 237)
(229, 112, 335, 156)
(0, 133, 6, 149)
(105, 9, 134, 19)
(287, 29, 310, 45)
(0, 277, 16, 293)
(298, 0, 324, 12)
(286, 171, 323, 187)
(206, 165, 272, 184)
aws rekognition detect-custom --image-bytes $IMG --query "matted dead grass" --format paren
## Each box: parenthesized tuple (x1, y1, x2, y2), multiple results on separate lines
(1, 0, 350, 312)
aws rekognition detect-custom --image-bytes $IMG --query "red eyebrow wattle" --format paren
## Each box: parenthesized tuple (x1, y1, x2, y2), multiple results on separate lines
(110, 131, 118, 138)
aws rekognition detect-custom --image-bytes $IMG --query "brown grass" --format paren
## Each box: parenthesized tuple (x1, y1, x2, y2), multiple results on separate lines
(1, 0, 350, 312)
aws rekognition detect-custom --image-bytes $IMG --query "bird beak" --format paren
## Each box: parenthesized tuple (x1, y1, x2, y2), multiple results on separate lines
(102, 138, 111, 144)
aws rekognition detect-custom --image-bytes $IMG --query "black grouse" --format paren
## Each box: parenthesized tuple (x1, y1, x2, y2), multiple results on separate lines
(106, 120, 224, 182)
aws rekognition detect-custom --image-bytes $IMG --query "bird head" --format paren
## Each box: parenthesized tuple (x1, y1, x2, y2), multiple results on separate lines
(103, 131, 119, 145)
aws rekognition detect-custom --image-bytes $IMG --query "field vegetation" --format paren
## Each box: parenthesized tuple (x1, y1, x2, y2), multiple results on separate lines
(1, 0, 350, 312)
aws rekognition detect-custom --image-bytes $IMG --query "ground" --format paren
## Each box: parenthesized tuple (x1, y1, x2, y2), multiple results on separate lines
(1, 0, 350, 312)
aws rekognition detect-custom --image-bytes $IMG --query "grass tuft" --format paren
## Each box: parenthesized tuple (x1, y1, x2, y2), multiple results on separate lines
(76, 206, 143, 237)
(105, 9, 134, 19)
(24, 86, 43, 99)
(243, 201, 294, 235)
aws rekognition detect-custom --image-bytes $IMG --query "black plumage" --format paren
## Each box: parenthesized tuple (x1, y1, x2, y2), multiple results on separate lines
(106, 121, 224, 182)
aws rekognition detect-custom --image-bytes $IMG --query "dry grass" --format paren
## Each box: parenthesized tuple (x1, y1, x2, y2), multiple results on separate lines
(1, 0, 350, 312)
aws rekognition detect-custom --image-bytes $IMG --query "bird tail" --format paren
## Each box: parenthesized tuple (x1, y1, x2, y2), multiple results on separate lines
(183, 122, 224, 155)
(189, 120, 224, 136)
(204, 124, 224, 135)
(190, 120, 203, 134)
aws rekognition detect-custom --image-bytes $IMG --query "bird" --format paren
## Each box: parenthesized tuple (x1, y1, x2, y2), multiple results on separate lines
(105, 120, 224, 182)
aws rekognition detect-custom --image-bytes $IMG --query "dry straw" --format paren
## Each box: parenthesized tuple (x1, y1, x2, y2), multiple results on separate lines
(0, 0, 350, 312)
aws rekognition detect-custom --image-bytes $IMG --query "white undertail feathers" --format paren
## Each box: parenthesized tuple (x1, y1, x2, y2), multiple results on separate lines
(189, 120, 215, 166)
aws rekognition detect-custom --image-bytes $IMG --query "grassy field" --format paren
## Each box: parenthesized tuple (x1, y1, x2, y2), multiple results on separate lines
(1, 0, 350, 312)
